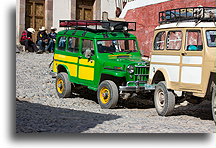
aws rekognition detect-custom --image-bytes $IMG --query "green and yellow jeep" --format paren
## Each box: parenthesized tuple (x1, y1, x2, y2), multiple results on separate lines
(51, 20, 154, 108)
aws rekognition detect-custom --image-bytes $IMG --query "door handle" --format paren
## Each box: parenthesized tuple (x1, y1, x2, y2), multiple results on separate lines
(181, 52, 187, 56)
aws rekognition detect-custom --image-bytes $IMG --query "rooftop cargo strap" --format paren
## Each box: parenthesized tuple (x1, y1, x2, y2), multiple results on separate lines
(159, 7, 216, 24)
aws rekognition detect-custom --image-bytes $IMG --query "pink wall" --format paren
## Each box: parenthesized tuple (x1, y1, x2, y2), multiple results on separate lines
(124, 0, 216, 56)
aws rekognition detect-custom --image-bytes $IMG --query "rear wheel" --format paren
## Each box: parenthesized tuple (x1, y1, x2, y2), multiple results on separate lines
(212, 84, 216, 123)
(56, 72, 72, 98)
(154, 81, 175, 116)
(97, 80, 119, 109)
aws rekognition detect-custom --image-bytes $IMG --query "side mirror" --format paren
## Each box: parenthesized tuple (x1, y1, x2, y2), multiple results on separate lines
(84, 49, 92, 59)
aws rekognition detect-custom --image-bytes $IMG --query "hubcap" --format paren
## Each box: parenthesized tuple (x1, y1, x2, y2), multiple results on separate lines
(56, 78, 64, 94)
(157, 89, 165, 108)
(100, 87, 110, 104)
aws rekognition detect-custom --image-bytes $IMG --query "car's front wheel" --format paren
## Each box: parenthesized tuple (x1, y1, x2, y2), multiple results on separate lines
(154, 81, 175, 116)
(97, 80, 119, 109)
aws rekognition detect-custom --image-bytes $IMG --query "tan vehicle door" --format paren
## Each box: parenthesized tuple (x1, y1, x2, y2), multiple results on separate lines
(180, 29, 204, 91)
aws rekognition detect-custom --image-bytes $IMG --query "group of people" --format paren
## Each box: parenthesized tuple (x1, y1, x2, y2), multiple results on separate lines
(20, 26, 57, 53)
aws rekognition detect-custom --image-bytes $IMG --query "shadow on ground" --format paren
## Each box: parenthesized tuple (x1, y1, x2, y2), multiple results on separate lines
(16, 100, 121, 133)
(173, 100, 213, 120)
(72, 87, 155, 109)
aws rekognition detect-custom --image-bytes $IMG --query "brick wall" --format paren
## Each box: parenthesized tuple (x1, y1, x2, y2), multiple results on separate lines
(124, 0, 216, 56)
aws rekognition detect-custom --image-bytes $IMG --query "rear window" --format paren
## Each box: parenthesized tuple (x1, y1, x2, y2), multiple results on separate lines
(154, 31, 166, 50)
(206, 30, 216, 47)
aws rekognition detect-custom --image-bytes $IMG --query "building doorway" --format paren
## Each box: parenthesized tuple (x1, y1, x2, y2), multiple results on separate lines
(76, 0, 95, 20)
(25, 0, 45, 42)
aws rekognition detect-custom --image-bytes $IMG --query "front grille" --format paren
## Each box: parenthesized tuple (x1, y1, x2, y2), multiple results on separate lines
(134, 66, 149, 81)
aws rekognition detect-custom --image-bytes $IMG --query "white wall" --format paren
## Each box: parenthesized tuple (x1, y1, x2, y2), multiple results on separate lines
(53, 0, 71, 31)
(119, 0, 171, 18)
(101, 0, 116, 19)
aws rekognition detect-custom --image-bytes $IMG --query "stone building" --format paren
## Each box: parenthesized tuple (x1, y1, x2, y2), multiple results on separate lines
(16, 0, 133, 44)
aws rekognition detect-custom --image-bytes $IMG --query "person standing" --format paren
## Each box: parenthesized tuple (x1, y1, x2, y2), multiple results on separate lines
(20, 28, 39, 52)
(47, 27, 57, 52)
(37, 26, 49, 53)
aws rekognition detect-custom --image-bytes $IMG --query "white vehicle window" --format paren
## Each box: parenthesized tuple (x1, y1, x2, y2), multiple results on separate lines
(166, 31, 182, 50)
(186, 30, 203, 51)
(206, 30, 216, 47)
(154, 31, 166, 50)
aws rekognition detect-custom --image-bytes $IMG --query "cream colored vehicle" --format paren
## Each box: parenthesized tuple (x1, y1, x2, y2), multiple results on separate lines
(149, 7, 216, 122)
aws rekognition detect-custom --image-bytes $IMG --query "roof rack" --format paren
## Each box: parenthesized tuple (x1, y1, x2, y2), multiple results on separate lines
(159, 7, 216, 24)
(59, 20, 136, 32)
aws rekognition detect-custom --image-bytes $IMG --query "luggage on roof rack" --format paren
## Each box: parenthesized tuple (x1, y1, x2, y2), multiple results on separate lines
(159, 7, 216, 24)
(59, 20, 136, 32)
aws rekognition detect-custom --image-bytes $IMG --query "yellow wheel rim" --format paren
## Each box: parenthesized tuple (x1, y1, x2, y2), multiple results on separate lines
(56, 78, 64, 94)
(99, 87, 111, 104)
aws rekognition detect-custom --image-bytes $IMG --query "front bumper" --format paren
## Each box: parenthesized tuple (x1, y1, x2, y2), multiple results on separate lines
(119, 81, 155, 92)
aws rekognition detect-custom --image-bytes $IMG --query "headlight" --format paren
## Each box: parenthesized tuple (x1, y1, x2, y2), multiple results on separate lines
(127, 65, 134, 74)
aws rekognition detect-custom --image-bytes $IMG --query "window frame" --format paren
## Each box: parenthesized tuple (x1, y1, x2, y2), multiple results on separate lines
(206, 30, 216, 47)
(67, 37, 80, 53)
(153, 31, 166, 51)
(166, 30, 183, 51)
(185, 29, 203, 51)
(81, 39, 94, 55)
(57, 36, 67, 51)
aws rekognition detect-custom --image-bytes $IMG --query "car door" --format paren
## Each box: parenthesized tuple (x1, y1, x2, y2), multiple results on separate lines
(180, 29, 204, 91)
(77, 39, 95, 86)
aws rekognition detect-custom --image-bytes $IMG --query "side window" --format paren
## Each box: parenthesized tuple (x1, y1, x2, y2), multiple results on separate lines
(82, 39, 94, 54)
(166, 31, 182, 50)
(57, 36, 67, 50)
(206, 31, 216, 47)
(186, 30, 203, 51)
(154, 31, 166, 50)
(68, 37, 79, 53)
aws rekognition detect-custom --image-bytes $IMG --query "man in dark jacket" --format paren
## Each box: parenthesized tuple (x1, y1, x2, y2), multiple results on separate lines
(46, 27, 57, 52)
(37, 26, 49, 53)
(20, 28, 39, 52)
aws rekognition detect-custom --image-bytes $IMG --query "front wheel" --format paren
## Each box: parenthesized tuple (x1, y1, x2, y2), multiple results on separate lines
(154, 81, 175, 116)
(97, 80, 119, 109)
(212, 84, 216, 123)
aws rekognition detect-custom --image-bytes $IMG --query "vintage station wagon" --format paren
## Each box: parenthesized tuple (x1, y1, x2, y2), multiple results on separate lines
(51, 20, 153, 109)
(149, 7, 216, 122)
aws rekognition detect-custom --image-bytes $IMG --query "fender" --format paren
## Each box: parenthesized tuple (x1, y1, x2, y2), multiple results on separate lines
(56, 63, 70, 75)
(152, 68, 171, 89)
(101, 69, 127, 78)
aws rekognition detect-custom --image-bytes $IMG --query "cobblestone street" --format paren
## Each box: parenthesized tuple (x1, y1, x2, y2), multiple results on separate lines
(16, 52, 215, 133)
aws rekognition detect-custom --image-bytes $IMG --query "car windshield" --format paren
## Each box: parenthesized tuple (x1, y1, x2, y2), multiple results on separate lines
(206, 30, 216, 47)
(97, 40, 138, 53)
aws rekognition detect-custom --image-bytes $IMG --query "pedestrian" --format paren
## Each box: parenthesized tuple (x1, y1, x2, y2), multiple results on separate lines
(37, 26, 49, 53)
(47, 27, 57, 52)
(20, 28, 39, 52)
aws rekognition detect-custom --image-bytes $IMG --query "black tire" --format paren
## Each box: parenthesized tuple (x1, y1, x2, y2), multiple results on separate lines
(212, 84, 216, 123)
(97, 80, 119, 109)
(56, 72, 72, 98)
(154, 81, 175, 116)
